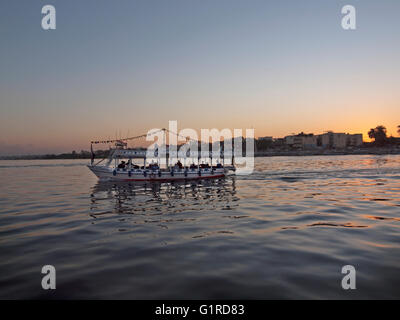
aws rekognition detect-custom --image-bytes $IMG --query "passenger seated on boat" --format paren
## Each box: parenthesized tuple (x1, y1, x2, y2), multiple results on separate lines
(176, 160, 183, 169)
(216, 163, 222, 168)
(117, 161, 126, 169)
(147, 163, 158, 170)
(190, 163, 196, 170)
(133, 165, 139, 169)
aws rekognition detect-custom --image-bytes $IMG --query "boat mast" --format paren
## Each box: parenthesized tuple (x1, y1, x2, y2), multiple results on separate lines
(163, 128, 168, 170)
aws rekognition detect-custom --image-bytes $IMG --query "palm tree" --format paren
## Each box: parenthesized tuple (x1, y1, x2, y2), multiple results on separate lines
(368, 125, 388, 146)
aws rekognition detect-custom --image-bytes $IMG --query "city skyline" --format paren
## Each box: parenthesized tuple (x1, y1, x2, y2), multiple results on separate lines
(1, 0, 400, 155)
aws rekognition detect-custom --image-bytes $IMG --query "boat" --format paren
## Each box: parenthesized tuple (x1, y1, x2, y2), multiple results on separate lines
(88, 128, 235, 182)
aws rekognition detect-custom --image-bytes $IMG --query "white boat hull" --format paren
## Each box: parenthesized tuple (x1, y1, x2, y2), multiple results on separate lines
(88, 165, 228, 181)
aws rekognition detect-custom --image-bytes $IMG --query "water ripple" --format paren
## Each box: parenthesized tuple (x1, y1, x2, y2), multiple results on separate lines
(1, 155, 400, 299)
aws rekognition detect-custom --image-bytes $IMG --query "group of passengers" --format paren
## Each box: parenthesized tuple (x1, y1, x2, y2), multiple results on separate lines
(117, 159, 223, 170)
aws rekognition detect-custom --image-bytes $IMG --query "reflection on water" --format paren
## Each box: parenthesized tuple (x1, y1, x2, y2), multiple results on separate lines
(90, 178, 238, 217)
(0, 155, 400, 299)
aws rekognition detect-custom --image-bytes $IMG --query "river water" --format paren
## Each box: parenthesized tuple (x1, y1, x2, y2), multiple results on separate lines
(0, 155, 399, 299)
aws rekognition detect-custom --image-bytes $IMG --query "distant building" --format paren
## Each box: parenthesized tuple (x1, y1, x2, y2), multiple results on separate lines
(347, 134, 363, 147)
(285, 133, 317, 149)
(258, 136, 273, 141)
(273, 138, 285, 147)
(317, 132, 363, 149)
(318, 132, 347, 149)
(389, 137, 400, 145)
(284, 132, 364, 150)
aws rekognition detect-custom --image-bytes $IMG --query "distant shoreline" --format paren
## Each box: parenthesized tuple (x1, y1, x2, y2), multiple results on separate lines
(1, 148, 400, 160)
(254, 148, 400, 157)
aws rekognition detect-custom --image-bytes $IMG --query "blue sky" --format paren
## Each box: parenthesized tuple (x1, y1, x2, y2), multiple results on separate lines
(1, 0, 399, 154)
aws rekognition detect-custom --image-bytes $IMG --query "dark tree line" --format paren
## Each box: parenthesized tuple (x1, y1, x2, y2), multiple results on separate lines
(368, 125, 400, 147)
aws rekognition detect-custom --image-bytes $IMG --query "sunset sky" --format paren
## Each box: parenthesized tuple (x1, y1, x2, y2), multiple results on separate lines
(1, 0, 399, 155)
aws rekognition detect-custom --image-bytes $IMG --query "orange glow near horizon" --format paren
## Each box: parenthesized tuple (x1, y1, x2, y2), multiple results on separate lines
(1, 119, 398, 154)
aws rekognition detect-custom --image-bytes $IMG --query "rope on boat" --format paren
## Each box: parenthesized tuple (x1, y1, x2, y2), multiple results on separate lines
(90, 128, 166, 144)
(89, 128, 201, 166)
(163, 128, 200, 143)
(92, 157, 106, 167)
(90, 128, 205, 145)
